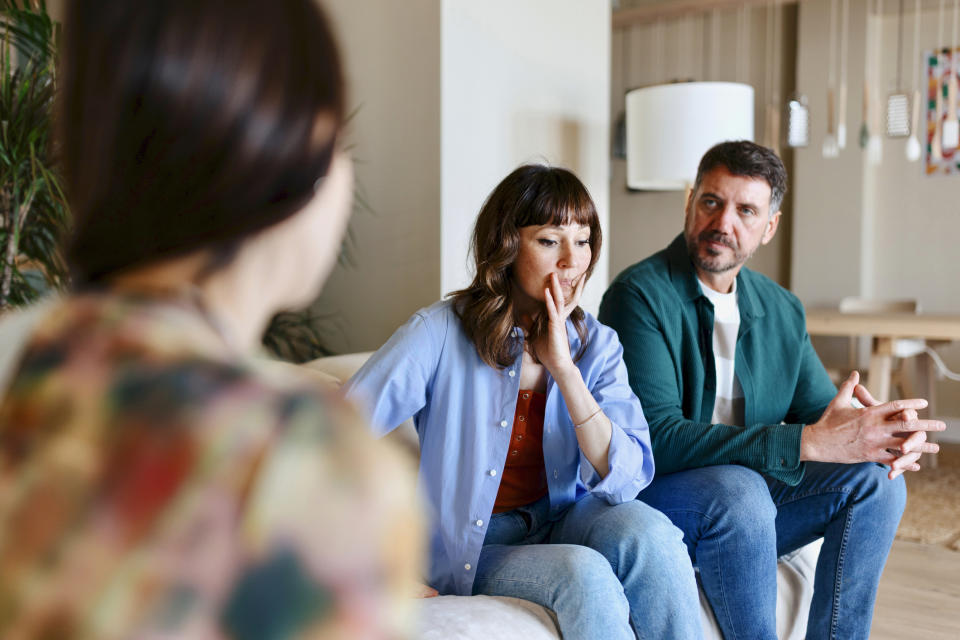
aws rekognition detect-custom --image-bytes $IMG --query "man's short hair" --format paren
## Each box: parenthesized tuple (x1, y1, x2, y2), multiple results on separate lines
(692, 140, 787, 214)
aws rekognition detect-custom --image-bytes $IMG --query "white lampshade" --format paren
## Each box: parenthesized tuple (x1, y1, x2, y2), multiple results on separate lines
(626, 82, 755, 191)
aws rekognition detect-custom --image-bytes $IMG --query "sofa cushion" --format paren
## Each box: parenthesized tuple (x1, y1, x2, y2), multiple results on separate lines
(303, 352, 420, 457)
(418, 595, 560, 640)
(303, 351, 376, 386)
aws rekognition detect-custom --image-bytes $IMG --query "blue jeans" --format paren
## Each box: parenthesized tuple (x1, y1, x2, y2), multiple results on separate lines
(637, 462, 906, 640)
(473, 494, 702, 640)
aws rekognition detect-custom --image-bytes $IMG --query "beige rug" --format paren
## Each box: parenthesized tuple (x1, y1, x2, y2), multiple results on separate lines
(896, 443, 960, 550)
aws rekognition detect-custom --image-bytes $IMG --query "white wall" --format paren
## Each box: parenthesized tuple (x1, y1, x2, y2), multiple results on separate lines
(317, 0, 612, 352)
(315, 0, 443, 354)
(441, 0, 611, 313)
(872, 8, 960, 313)
(792, 0, 873, 307)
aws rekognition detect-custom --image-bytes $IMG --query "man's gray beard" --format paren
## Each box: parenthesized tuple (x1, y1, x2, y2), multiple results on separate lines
(686, 235, 752, 273)
(693, 253, 738, 273)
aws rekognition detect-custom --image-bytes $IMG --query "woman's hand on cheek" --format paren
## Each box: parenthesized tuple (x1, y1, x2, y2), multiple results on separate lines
(534, 272, 583, 376)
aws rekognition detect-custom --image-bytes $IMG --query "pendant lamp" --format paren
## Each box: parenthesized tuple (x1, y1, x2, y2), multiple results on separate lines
(625, 81, 755, 191)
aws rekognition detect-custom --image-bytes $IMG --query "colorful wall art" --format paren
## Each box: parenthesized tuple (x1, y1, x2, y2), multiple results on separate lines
(925, 46, 960, 175)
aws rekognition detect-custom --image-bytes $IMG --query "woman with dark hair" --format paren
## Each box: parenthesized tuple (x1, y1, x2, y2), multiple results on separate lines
(0, 1, 420, 638)
(346, 165, 702, 639)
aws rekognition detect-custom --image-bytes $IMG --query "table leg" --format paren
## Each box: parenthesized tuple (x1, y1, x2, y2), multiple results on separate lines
(915, 349, 939, 469)
(867, 337, 894, 402)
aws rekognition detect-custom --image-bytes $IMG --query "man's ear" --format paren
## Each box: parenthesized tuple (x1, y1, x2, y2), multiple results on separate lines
(761, 210, 781, 245)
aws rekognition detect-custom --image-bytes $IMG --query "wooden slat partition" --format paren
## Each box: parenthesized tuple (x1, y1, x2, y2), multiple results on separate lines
(613, 0, 799, 27)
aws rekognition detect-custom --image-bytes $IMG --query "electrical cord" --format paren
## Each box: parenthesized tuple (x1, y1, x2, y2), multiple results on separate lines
(924, 346, 960, 381)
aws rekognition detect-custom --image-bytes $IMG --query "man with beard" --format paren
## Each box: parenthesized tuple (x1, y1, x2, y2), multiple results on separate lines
(598, 140, 944, 640)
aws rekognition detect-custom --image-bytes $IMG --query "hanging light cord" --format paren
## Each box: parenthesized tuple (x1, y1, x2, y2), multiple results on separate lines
(954, 0, 959, 62)
(913, 0, 920, 93)
(840, 0, 849, 96)
(939, 0, 945, 61)
(897, 0, 905, 91)
(828, 0, 838, 91)
(773, 0, 782, 104)
(923, 346, 960, 381)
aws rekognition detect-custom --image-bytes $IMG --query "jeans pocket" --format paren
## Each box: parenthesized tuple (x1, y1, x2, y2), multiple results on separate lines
(484, 510, 530, 546)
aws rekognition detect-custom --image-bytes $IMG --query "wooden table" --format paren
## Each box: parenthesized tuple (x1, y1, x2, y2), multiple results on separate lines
(806, 309, 960, 402)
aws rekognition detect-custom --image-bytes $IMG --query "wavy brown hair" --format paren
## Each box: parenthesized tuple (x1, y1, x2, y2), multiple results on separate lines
(450, 165, 602, 369)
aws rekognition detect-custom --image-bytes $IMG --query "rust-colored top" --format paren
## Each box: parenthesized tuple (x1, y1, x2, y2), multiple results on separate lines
(493, 390, 548, 514)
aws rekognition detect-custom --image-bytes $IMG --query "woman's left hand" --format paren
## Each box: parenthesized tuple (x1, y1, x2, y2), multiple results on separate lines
(534, 272, 585, 376)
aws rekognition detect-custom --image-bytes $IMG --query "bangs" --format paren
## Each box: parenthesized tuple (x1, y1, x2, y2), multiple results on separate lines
(514, 172, 598, 230)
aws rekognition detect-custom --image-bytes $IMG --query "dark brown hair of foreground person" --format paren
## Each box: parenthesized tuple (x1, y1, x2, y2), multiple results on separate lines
(450, 165, 602, 369)
(59, 0, 345, 285)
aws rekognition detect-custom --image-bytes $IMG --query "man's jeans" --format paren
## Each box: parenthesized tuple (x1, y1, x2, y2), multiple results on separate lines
(473, 493, 703, 640)
(638, 462, 906, 640)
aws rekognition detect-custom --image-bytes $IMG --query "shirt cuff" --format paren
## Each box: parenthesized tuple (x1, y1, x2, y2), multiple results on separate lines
(587, 420, 653, 504)
(764, 423, 806, 482)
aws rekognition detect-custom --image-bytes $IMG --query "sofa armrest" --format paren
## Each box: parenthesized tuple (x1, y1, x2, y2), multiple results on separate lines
(302, 352, 420, 460)
(418, 595, 560, 640)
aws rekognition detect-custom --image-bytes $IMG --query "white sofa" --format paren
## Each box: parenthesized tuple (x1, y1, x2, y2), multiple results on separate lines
(304, 352, 823, 640)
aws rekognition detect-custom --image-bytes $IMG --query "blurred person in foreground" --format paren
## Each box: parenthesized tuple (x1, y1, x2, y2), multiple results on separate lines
(345, 165, 703, 639)
(0, 1, 421, 638)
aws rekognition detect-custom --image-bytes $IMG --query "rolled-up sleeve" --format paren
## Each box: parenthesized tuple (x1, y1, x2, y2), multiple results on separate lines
(343, 311, 439, 437)
(578, 324, 655, 503)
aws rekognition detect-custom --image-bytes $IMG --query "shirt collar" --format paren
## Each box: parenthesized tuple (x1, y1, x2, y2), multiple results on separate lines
(666, 233, 765, 320)
(511, 315, 584, 352)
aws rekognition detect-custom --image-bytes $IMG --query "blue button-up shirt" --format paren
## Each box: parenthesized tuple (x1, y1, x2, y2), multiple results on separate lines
(344, 300, 654, 596)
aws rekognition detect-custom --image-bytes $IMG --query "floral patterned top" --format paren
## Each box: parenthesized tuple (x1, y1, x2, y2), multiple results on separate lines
(0, 293, 421, 639)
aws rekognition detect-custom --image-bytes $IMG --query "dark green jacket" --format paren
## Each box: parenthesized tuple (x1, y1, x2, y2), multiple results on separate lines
(598, 234, 837, 485)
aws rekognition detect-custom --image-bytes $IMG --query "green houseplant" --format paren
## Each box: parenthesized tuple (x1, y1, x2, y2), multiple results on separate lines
(0, 0, 67, 311)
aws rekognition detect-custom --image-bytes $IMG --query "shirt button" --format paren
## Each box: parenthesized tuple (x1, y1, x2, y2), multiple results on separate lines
(488, 469, 497, 476)
(500, 420, 508, 427)
(519, 416, 525, 422)
(522, 393, 530, 399)
(516, 434, 524, 440)
(553, 469, 559, 479)
(464, 563, 472, 571)
(779, 457, 786, 466)
(511, 450, 519, 456)
(475, 519, 483, 527)
(508, 370, 516, 377)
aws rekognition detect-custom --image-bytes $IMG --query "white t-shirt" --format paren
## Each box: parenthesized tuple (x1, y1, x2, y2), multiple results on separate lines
(698, 278, 744, 426)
